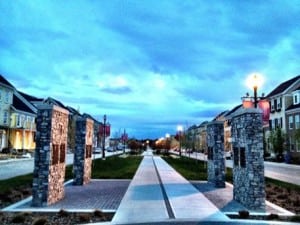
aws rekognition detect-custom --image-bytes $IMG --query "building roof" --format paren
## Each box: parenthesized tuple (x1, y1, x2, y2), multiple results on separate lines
(18, 91, 43, 102)
(0, 74, 15, 89)
(266, 75, 300, 98)
(44, 97, 68, 110)
(12, 93, 36, 114)
(224, 104, 243, 118)
(212, 110, 229, 121)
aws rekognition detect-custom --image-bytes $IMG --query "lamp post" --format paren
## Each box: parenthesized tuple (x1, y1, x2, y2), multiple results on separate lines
(102, 114, 107, 159)
(245, 73, 263, 108)
(165, 133, 170, 154)
(177, 125, 183, 156)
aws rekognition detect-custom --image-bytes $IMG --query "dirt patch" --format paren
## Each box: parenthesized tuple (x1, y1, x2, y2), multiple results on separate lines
(266, 183, 300, 214)
(0, 210, 113, 225)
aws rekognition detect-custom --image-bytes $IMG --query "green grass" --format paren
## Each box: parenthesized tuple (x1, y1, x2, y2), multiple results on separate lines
(0, 155, 142, 195)
(163, 156, 207, 180)
(91, 156, 142, 179)
(164, 156, 300, 191)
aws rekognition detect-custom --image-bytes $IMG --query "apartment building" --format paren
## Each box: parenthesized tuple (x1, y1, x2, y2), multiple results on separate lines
(285, 87, 300, 159)
(10, 91, 38, 151)
(0, 75, 14, 150)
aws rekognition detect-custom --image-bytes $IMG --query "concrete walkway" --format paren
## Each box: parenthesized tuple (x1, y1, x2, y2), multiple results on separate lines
(111, 150, 229, 224)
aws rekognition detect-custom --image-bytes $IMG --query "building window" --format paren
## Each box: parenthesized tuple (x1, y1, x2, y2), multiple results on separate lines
(3, 111, 8, 124)
(289, 116, 294, 129)
(5, 91, 10, 103)
(16, 115, 21, 127)
(295, 95, 299, 104)
(277, 97, 282, 109)
(296, 115, 300, 129)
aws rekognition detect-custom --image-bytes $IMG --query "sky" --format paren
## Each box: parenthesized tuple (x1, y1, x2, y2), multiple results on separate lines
(1, 1, 300, 139)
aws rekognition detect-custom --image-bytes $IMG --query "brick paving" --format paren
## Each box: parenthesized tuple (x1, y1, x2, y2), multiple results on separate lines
(14, 179, 130, 211)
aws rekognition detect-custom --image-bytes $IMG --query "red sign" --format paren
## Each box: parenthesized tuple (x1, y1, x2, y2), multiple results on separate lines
(99, 124, 111, 137)
(258, 99, 270, 126)
(243, 99, 254, 108)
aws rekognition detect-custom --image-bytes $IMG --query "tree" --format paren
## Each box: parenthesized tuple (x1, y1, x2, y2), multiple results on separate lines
(269, 127, 285, 161)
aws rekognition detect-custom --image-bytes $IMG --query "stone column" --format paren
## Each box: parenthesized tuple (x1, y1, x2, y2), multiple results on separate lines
(206, 121, 225, 188)
(32, 104, 69, 207)
(73, 117, 94, 185)
(231, 108, 265, 211)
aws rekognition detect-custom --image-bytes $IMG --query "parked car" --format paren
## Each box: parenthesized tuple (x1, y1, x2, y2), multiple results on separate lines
(106, 146, 114, 152)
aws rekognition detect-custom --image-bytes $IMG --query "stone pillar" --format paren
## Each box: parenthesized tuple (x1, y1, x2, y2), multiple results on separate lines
(206, 121, 225, 188)
(231, 108, 265, 211)
(73, 117, 94, 185)
(32, 105, 69, 207)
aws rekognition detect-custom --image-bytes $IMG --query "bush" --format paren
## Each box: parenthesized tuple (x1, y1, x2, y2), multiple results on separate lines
(78, 213, 91, 222)
(267, 213, 279, 220)
(58, 209, 69, 217)
(238, 210, 249, 219)
(11, 213, 26, 223)
(32, 217, 48, 225)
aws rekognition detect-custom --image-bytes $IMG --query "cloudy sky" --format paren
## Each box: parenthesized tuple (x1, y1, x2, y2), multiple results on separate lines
(1, 1, 300, 139)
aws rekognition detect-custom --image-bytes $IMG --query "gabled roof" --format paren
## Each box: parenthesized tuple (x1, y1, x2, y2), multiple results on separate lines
(0, 74, 15, 89)
(212, 110, 229, 121)
(224, 104, 243, 119)
(67, 106, 81, 116)
(12, 93, 35, 114)
(44, 97, 68, 110)
(266, 75, 300, 98)
(18, 91, 43, 102)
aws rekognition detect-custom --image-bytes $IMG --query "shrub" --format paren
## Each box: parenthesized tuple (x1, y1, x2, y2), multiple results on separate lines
(78, 213, 91, 222)
(238, 210, 249, 219)
(267, 213, 279, 220)
(290, 215, 300, 222)
(94, 209, 105, 218)
(32, 217, 48, 225)
(58, 209, 69, 217)
(11, 213, 26, 223)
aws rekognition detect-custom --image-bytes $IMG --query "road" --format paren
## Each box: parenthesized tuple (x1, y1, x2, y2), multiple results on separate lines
(0, 150, 125, 180)
(175, 151, 300, 186)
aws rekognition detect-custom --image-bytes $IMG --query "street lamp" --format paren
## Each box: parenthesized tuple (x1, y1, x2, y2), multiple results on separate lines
(177, 125, 183, 156)
(245, 73, 264, 108)
(102, 114, 107, 159)
(165, 133, 170, 154)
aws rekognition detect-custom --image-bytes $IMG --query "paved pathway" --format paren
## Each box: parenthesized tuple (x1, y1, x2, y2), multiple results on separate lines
(111, 151, 229, 224)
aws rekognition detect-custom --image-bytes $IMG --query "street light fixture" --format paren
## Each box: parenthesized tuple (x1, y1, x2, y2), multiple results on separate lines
(245, 73, 264, 108)
(177, 125, 183, 156)
(102, 114, 107, 159)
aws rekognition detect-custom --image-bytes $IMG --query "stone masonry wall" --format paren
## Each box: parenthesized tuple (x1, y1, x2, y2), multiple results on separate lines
(206, 121, 225, 188)
(32, 104, 69, 207)
(231, 108, 265, 211)
(73, 117, 93, 185)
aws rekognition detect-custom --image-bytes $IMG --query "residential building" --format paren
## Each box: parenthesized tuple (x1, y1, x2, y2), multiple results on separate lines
(198, 121, 208, 153)
(0, 75, 14, 151)
(10, 91, 37, 151)
(266, 75, 300, 132)
(285, 87, 300, 159)
(266, 75, 300, 154)
(224, 104, 243, 152)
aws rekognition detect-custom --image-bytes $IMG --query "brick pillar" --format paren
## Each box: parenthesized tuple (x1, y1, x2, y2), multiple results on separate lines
(231, 108, 265, 211)
(32, 105, 69, 207)
(206, 121, 225, 188)
(73, 117, 94, 185)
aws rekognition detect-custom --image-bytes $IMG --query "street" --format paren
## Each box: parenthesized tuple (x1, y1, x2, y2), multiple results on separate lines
(0, 150, 125, 180)
(176, 151, 300, 186)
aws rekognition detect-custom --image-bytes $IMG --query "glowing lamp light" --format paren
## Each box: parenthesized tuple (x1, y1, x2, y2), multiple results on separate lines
(246, 73, 264, 90)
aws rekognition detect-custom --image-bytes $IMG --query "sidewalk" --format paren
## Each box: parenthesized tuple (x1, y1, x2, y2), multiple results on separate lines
(111, 151, 229, 224)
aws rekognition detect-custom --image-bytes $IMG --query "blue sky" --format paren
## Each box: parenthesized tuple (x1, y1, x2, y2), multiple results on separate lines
(1, 1, 300, 139)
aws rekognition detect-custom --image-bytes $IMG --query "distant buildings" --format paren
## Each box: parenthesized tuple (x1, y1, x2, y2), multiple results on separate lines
(0, 74, 107, 154)
(185, 75, 300, 162)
